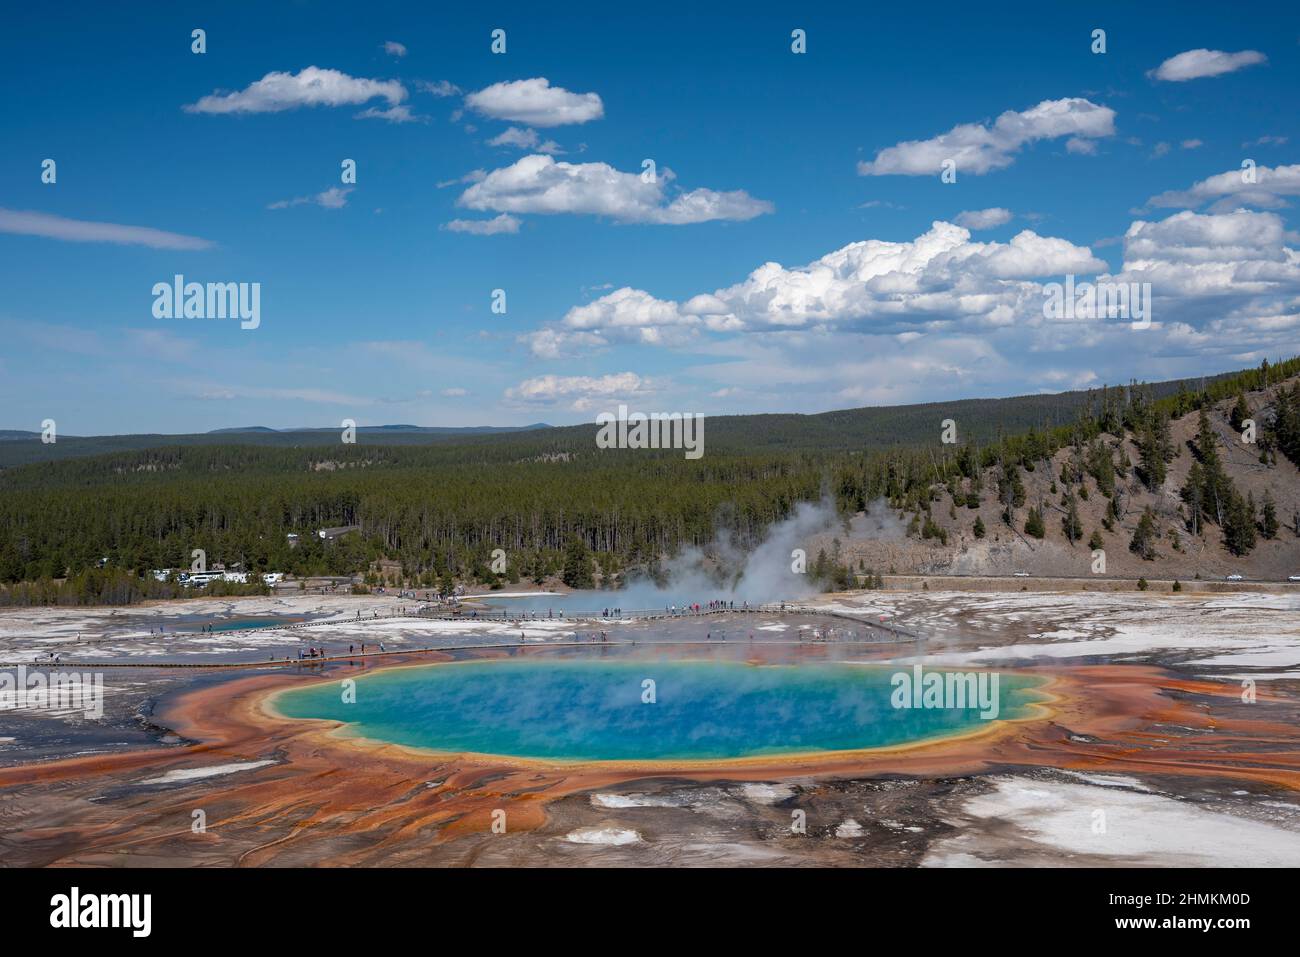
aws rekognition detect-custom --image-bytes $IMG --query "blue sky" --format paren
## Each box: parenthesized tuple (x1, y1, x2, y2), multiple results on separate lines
(2, 1, 1298, 434)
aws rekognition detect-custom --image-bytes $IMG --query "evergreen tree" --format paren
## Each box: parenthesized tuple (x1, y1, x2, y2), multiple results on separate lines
(562, 539, 595, 589)
(1062, 493, 1083, 544)
(1230, 392, 1251, 432)
(1182, 409, 1233, 528)
(997, 461, 1026, 527)
(1097, 385, 1123, 435)
(1086, 438, 1117, 497)
(1136, 411, 1174, 491)
(1024, 506, 1045, 539)
(1266, 385, 1300, 466)
(1260, 491, 1279, 539)
(1181, 461, 1205, 535)
(973, 515, 986, 539)
(1129, 507, 1158, 560)
(813, 548, 830, 582)
(1221, 490, 1257, 556)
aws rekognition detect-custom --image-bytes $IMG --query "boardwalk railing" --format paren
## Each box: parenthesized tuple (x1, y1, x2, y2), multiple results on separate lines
(272, 602, 916, 638)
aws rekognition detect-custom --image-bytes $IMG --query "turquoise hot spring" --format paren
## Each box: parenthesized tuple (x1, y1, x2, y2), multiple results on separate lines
(272, 658, 1047, 762)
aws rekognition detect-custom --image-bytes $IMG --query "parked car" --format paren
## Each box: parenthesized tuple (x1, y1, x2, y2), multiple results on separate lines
(1226, 574, 1244, 581)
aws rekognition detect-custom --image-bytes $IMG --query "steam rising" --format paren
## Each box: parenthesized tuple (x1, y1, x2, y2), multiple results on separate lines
(613, 499, 841, 605)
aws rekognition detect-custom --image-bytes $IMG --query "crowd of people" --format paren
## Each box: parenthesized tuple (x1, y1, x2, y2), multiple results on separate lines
(666, 599, 751, 615)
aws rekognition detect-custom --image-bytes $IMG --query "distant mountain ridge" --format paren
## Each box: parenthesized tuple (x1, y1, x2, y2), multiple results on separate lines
(0, 365, 1269, 468)
(0, 424, 554, 467)
(209, 424, 551, 435)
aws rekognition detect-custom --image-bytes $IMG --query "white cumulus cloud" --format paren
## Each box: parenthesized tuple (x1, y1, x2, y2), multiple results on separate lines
(1103, 209, 1300, 349)
(355, 104, 423, 124)
(458, 154, 772, 225)
(487, 126, 564, 154)
(527, 209, 1300, 413)
(1146, 163, 1300, 212)
(523, 221, 1107, 357)
(184, 66, 406, 115)
(858, 98, 1116, 176)
(417, 80, 461, 98)
(1149, 49, 1267, 82)
(1115, 209, 1298, 290)
(954, 208, 1013, 229)
(441, 213, 521, 235)
(465, 77, 603, 127)
(505, 372, 651, 411)
(268, 186, 352, 210)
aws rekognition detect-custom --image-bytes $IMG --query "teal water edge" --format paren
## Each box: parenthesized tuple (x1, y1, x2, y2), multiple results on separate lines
(273, 659, 1046, 762)
(206, 616, 305, 632)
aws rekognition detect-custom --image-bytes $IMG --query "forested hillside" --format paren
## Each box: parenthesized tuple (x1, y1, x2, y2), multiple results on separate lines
(815, 362, 1300, 582)
(1, 358, 1297, 604)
